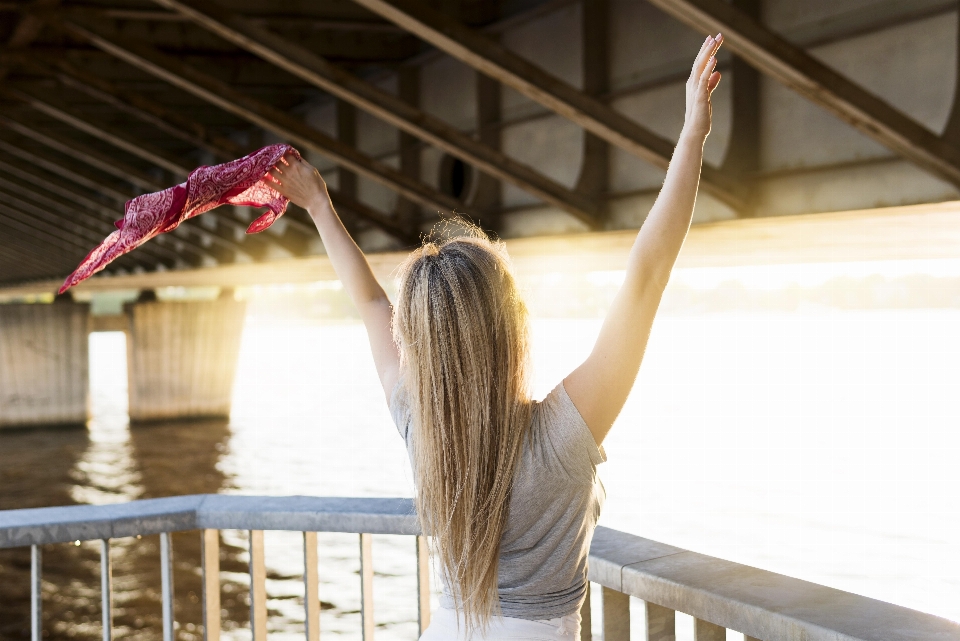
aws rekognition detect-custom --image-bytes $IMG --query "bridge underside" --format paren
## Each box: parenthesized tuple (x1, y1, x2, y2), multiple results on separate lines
(3, 0, 960, 428)
(1, 0, 960, 292)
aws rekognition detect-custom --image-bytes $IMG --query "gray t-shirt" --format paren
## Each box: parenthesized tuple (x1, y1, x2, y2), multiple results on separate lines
(390, 381, 606, 620)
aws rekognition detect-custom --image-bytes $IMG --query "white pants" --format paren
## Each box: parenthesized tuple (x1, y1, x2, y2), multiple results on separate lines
(419, 607, 581, 641)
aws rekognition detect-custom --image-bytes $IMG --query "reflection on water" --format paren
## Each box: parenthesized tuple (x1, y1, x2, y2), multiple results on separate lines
(1, 294, 960, 639)
(0, 333, 254, 641)
(0, 427, 91, 639)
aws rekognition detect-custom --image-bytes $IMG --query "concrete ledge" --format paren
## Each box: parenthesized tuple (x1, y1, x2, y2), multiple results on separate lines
(592, 527, 960, 641)
(588, 525, 684, 590)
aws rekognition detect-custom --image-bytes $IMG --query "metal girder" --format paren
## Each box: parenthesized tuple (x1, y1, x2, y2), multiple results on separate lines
(0, 242, 60, 279)
(60, 16, 464, 220)
(0, 115, 246, 261)
(7, 78, 321, 249)
(0, 202, 151, 272)
(327, 189, 419, 245)
(46, 57, 246, 162)
(92, 8, 407, 34)
(350, 0, 745, 210)
(41, 56, 413, 244)
(147, 0, 602, 227)
(0, 184, 164, 272)
(0, 108, 301, 260)
(0, 111, 166, 191)
(0, 131, 131, 202)
(0, 236, 75, 277)
(0, 141, 211, 266)
(644, 0, 960, 189)
(0, 0, 59, 84)
(3, 84, 192, 178)
(20, 61, 386, 241)
(0, 169, 193, 268)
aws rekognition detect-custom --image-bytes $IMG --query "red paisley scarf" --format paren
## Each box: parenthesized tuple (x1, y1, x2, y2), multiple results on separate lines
(59, 144, 299, 293)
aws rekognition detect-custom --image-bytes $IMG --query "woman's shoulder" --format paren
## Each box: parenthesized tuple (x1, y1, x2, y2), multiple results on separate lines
(530, 381, 606, 470)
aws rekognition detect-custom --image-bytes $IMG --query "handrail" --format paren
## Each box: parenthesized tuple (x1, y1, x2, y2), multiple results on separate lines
(2, 495, 958, 641)
(0, 495, 418, 547)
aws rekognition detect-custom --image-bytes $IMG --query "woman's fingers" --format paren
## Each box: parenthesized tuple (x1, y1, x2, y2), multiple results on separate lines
(693, 33, 723, 81)
(261, 166, 283, 187)
(691, 36, 714, 79)
(692, 35, 723, 94)
(707, 71, 722, 91)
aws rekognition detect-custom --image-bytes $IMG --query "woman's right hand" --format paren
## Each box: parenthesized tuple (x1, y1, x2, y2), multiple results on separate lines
(683, 33, 723, 141)
(261, 152, 331, 210)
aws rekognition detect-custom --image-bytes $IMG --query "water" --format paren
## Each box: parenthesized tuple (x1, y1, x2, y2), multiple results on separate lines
(1, 305, 959, 640)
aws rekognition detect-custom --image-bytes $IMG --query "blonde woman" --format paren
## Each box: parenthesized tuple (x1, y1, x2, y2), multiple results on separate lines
(263, 34, 724, 641)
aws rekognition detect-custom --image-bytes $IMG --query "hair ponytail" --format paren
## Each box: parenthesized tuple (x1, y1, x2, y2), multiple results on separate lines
(393, 226, 531, 634)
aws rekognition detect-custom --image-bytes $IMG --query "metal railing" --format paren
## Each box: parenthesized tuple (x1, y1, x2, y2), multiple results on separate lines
(1, 495, 958, 641)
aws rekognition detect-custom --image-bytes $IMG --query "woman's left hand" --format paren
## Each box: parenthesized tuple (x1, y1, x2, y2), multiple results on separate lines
(683, 33, 723, 141)
(261, 152, 331, 210)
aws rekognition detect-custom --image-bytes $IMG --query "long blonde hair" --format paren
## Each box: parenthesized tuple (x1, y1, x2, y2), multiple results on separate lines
(393, 225, 531, 633)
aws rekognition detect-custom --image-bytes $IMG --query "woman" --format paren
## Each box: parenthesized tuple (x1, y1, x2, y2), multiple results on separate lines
(263, 34, 724, 641)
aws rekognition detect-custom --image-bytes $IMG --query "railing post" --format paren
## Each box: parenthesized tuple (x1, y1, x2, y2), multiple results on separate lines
(359, 533, 374, 641)
(694, 618, 725, 641)
(303, 531, 320, 641)
(201, 529, 221, 641)
(100, 539, 112, 641)
(30, 544, 42, 641)
(579, 582, 592, 641)
(601, 587, 629, 641)
(160, 532, 175, 641)
(645, 602, 675, 641)
(249, 530, 267, 641)
(416, 535, 430, 637)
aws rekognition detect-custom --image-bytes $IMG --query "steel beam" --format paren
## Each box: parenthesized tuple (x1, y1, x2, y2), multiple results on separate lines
(0, 0, 59, 83)
(61, 16, 463, 218)
(644, 0, 960, 189)
(0, 181, 170, 271)
(0, 169, 190, 268)
(575, 0, 610, 206)
(0, 131, 134, 202)
(3, 84, 192, 178)
(35, 57, 412, 243)
(0, 205, 132, 268)
(46, 57, 246, 161)
(0, 110, 290, 260)
(146, 0, 602, 226)
(0, 110, 166, 192)
(0, 145, 210, 266)
(349, 0, 744, 210)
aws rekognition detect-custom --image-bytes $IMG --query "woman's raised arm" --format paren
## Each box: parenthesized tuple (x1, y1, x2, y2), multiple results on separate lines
(262, 155, 400, 401)
(564, 34, 724, 446)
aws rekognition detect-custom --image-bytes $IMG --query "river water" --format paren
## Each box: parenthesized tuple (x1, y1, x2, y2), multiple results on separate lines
(1, 285, 959, 639)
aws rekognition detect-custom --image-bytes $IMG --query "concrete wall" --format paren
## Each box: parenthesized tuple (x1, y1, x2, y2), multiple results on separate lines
(126, 299, 246, 422)
(294, 0, 960, 245)
(0, 302, 90, 428)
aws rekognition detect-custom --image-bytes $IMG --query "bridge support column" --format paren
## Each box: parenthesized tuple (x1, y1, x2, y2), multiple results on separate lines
(0, 300, 90, 429)
(126, 295, 246, 422)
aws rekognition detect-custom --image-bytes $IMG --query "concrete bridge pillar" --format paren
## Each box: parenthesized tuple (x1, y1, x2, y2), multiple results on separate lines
(0, 299, 90, 429)
(126, 293, 246, 423)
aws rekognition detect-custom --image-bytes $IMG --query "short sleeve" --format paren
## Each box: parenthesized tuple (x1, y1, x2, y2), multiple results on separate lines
(389, 381, 412, 444)
(531, 382, 606, 479)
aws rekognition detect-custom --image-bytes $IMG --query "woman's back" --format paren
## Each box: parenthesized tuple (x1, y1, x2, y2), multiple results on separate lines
(392, 381, 606, 620)
(262, 30, 724, 640)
